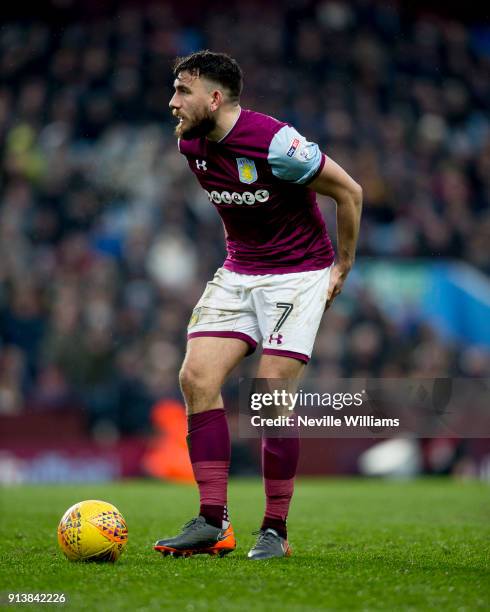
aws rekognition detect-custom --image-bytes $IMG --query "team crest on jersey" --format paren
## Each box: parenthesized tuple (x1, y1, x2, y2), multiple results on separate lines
(236, 158, 257, 184)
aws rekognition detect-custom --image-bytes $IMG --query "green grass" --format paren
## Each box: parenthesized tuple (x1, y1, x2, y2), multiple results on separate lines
(0, 478, 489, 611)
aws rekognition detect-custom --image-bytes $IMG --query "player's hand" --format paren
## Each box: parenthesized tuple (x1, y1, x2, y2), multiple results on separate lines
(325, 262, 351, 310)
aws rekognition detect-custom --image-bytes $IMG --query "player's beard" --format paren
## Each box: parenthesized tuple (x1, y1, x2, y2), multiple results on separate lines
(175, 108, 216, 140)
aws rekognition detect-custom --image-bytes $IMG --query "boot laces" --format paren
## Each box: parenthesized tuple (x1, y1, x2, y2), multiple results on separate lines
(252, 529, 278, 547)
(182, 517, 205, 532)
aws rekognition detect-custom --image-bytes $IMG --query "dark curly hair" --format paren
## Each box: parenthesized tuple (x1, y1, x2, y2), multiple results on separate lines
(173, 50, 243, 103)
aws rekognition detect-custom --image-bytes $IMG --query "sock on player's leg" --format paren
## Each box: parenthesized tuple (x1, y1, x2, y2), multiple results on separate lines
(261, 435, 299, 539)
(187, 409, 230, 529)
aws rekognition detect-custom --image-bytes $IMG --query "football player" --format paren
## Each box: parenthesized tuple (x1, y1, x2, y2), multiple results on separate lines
(154, 51, 362, 560)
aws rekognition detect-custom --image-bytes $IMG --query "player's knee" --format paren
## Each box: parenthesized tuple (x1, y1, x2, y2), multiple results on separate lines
(179, 363, 215, 398)
(178, 364, 196, 396)
(179, 364, 222, 414)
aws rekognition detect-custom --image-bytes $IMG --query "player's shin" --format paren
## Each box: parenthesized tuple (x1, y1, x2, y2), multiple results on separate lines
(261, 433, 299, 539)
(187, 409, 231, 529)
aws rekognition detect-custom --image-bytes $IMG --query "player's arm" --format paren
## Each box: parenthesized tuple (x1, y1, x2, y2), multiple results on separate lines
(268, 126, 362, 308)
(308, 156, 363, 309)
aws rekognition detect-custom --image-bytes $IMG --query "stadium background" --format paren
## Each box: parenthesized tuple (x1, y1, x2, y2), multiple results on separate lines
(1, 0, 489, 484)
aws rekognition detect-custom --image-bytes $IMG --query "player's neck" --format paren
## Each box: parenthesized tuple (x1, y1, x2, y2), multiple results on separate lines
(207, 105, 241, 142)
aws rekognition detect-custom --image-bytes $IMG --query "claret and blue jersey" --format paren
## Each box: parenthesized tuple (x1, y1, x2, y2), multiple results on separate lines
(178, 109, 335, 274)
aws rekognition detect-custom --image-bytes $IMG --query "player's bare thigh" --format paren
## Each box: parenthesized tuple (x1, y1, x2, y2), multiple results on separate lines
(180, 336, 249, 415)
(256, 353, 305, 379)
(255, 354, 305, 416)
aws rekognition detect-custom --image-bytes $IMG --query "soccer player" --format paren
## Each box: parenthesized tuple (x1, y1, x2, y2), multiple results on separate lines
(154, 51, 362, 560)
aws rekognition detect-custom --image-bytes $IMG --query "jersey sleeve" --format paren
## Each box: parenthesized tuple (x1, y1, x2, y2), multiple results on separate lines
(267, 125, 325, 184)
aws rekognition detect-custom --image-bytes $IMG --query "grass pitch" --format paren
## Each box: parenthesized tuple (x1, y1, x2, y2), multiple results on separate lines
(0, 478, 489, 611)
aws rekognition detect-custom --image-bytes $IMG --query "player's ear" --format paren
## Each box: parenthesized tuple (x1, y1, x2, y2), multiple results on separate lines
(210, 89, 223, 112)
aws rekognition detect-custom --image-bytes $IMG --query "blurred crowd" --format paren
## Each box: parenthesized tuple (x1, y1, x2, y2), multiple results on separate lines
(1, 1, 489, 432)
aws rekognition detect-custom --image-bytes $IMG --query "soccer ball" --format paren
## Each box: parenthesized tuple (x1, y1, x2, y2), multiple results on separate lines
(57, 500, 128, 562)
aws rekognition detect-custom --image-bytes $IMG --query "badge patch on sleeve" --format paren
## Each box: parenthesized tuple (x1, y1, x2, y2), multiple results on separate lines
(287, 138, 300, 157)
(236, 158, 258, 184)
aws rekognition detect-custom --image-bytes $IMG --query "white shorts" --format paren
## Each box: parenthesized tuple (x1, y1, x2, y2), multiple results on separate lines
(187, 266, 331, 363)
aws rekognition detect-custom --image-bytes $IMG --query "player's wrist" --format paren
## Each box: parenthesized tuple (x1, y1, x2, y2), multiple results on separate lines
(335, 258, 353, 273)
